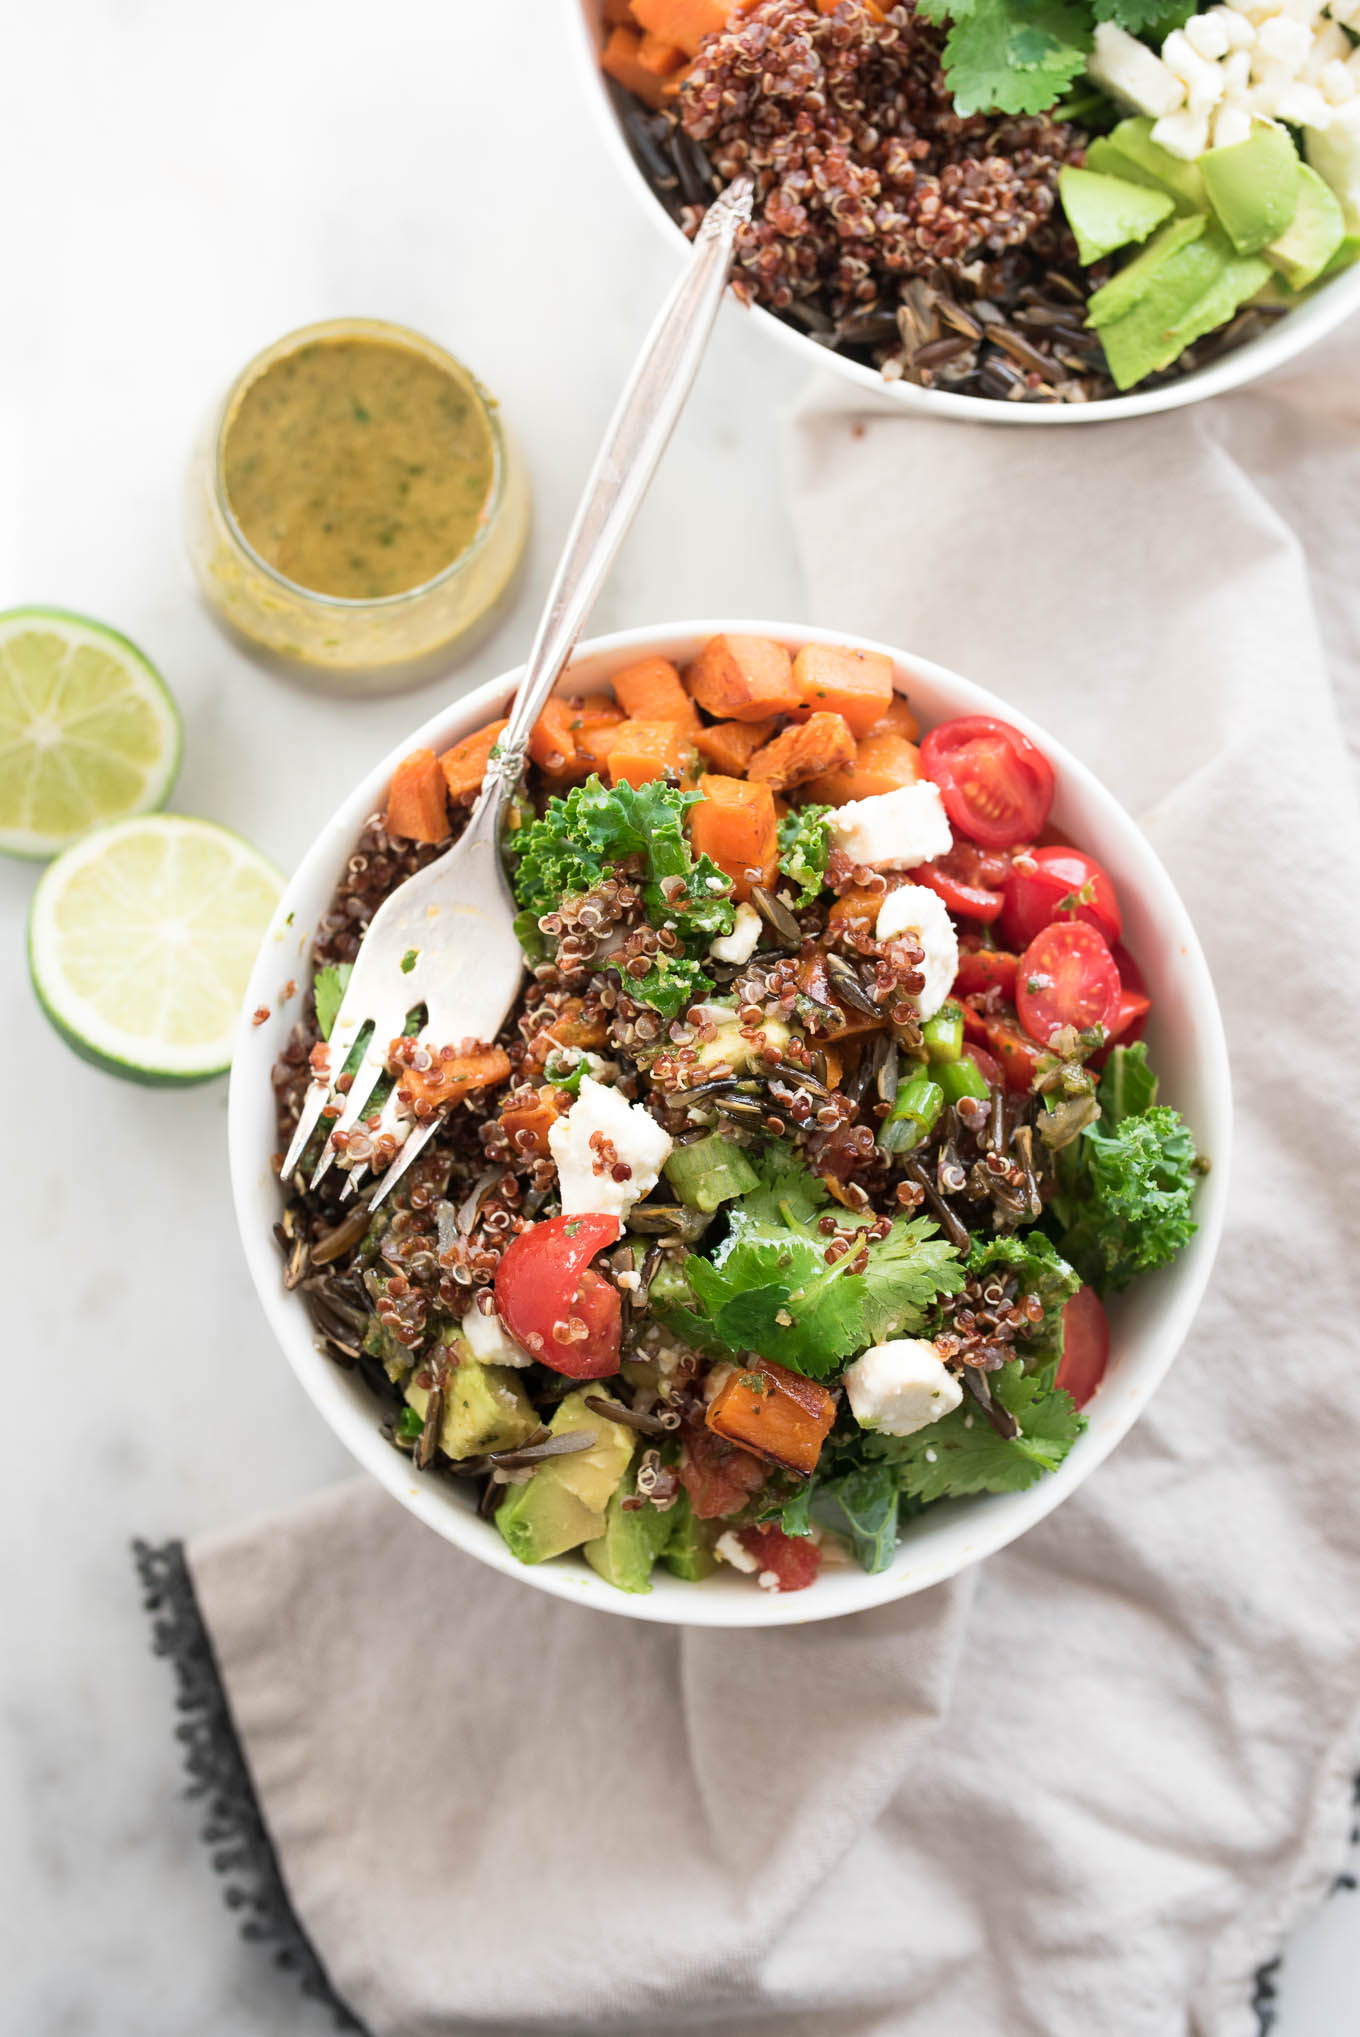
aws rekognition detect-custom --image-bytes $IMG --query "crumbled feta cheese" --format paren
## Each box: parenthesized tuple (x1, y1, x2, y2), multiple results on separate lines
(1321, 57, 1357, 103)
(1186, 10, 1232, 57)
(1212, 100, 1255, 144)
(709, 899, 762, 965)
(1256, 12, 1314, 65)
(842, 1339, 963, 1438)
(715, 1530, 759, 1573)
(461, 1301, 533, 1368)
(1152, 105, 1213, 157)
(874, 882, 959, 1023)
(829, 780, 952, 872)
(1087, 20, 1186, 115)
(1276, 78, 1331, 120)
(757, 1569, 781, 1592)
(1207, 4, 1257, 48)
(547, 1076, 673, 1222)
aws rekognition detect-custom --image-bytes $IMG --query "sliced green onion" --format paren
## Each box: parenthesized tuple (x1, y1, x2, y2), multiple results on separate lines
(937, 1056, 990, 1106)
(921, 1001, 964, 1064)
(879, 1074, 945, 1153)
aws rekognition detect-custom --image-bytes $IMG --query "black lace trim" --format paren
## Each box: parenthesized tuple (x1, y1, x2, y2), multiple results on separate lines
(133, 1539, 367, 2033)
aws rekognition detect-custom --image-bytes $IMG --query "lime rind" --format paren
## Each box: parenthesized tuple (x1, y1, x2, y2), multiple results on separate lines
(0, 606, 182, 860)
(28, 813, 284, 1085)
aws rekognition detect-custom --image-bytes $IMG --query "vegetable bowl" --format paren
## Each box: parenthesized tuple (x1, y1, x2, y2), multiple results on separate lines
(228, 622, 1230, 1627)
(570, 0, 1360, 422)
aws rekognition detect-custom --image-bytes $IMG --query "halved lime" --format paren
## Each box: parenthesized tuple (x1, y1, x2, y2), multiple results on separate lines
(0, 607, 181, 859)
(29, 814, 284, 1084)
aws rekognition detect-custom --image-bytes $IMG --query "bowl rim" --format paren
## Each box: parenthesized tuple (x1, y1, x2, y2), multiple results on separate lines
(566, 0, 1360, 427)
(228, 618, 1232, 1628)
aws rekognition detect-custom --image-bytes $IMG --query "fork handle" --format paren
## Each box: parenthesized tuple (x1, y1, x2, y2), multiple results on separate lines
(473, 176, 754, 821)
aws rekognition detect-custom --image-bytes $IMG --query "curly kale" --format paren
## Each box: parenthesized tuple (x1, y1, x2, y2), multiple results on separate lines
(1049, 1045, 1199, 1293)
(776, 804, 834, 908)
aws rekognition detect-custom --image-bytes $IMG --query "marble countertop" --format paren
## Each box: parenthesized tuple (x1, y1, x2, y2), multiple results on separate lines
(2, 3, 1353, 2031)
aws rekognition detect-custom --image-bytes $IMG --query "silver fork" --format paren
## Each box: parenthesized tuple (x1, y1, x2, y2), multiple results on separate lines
(280, 176, 754, 1209)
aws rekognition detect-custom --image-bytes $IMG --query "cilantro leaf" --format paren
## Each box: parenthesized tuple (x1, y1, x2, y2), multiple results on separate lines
(678, 1155, 964, 1378)
(926, 0, 1092, 117)
(313, 963, 351, 1041)
(1052, 1103, 1198, 1292)
(777, 805, 834, 909)
(960, 1230, 1080, 1361)
(1094, 0, 1193, 35)
(867, 1360, 1084, 1501)
(1097, 1040, 1158, 1126)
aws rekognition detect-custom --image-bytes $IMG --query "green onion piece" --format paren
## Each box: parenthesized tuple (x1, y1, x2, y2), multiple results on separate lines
(921, 1001, 964, 1064)
(936, 1056, 990, 1106)
(879, 1074, 945, 1153)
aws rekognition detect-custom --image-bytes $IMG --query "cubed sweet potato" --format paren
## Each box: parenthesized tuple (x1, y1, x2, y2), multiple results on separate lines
(603, 0, 637, 24)
(693, 717, 777, 776)
(499, 1085, 569, 1158)
(605, 719, 696, 788)
(638, 29, 688, 74)
(601, 23, 674, 105)
(528, 697, 579, 776)
(869, 694, 921, 742)
(706, 1357, 836, 1476)
(748, 711, 855, 792)
(631, 0, 732, 57)
(562, 693, 627, 780)
(791, 644, 895, 737)
(393, 1044, 511, 1121)
(439, 719, 509, 800)
(611, 656, 699, 728)
(689, 773, 778, 900)
(685, 634, 801, 722)
(826, 887, 884, 943)
(386, 749, 450, 842)
(803, 730, 922, 805)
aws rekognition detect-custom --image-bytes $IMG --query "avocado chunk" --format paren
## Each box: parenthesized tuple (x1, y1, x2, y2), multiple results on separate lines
(1316, 232, 1360, 285)
(495, 1388, 637, 1565)
(1088, 120, 1208, 216)
(405, 1351, 539, 1459)
(663, 1131, 761, 1213)
(1059, 165, 1174, 265)
(661, 1492, 719, 1581)
(584, 1468, 676, 1593)
(1266, 164, 1345, 290)
(1092, 222, 1270, 390)
(1201, 121, 1300, 255)
(1086, 213, 1208, 327)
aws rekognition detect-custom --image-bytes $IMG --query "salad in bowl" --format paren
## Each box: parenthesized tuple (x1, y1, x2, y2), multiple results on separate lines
(237, 626, 1227, 1619)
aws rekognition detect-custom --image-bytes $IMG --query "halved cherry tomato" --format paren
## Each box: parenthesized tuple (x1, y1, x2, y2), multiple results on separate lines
(1000, 845, 1122, 951)
(736, 1522, 822, 1591)
(1108, 943, 1152, 1046)
(1015, 922, 1121, 1045)
(1056, 1285, 1110, 1409)
(954, 949, 1019, 1000)
(679, 1420, 769, 1519)
(494, 1212, 623, 1378)
(912, 841, 1011, 923)
(920, 716, 1055, 849)
(962, 1042, 1006, 1089)
(975, 1014, 1043, 1093)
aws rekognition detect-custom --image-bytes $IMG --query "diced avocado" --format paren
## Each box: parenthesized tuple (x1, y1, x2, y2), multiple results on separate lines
(363, 1302, 414, 1383)
(584, 1470, 676, 1593)
(1095, 223, 1270, 390)
(660, 1492, 719, 1581)
(693, 1013, 791, 1077)
(496, 1475, 604, 1564)
(494, 1387, 636, 1566)
(1059, 165, 1174, 265)
(1089, 120, 1208, 216)
(1200, 121, 1300, 255)
(1266, 164, 1345, 291)
(663, 1132, 761, 1213)
(1086, 212, 1208, 327)
(1316, 233, 1360, 284)
(544, 1388, 636, 1512)
(645, 1256, 697, 1310)
(405, 1352, 539, 1460)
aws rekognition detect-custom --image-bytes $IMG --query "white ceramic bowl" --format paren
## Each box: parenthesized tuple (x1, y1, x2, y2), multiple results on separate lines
(569, 0, 1360, 425)
(229, 621, 1231, 1626)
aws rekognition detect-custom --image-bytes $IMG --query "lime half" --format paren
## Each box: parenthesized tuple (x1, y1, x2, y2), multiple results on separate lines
(29, 814, 284, 1084)
(0, 607, 181, 859)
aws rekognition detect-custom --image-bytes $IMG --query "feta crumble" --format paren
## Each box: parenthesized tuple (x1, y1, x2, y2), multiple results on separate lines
(829, 780, 952, 871)
(874, 882, 959, 1023)
(547, 1076, 673, 1222)
(842, 1339, 964, 1438)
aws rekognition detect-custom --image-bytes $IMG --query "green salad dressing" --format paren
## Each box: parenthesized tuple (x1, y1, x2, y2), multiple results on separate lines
(221, 337, 495, 600)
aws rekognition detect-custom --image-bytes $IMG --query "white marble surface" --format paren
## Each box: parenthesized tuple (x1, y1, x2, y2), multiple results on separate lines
(1, 3, 1353, 2032)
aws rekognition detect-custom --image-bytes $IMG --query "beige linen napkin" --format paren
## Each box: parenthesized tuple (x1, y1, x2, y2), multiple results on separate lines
(173, 328, 1360, 2037)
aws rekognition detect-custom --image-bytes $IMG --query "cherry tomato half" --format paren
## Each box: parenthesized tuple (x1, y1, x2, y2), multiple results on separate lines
(1108, 943, 1152, 1047)
(1015, 922, 1121, 1046)
(954, 948, 1020, 1000)
(1000, 845, 1122, 951)
(975, 1014, 1043, 1093)
(736, 1523, 822, 1592)
(494, 1212, 622, 1378)
(912, 841, 1011, 923)
(1056, 1286, 1110, 1409)
(920, 716, 1055, 849)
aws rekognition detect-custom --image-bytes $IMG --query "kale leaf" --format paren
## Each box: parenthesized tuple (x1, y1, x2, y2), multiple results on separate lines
(864, 1359, 1084, 1501)
(1053, 1104, 1199, 1292)
(1097, 1040, 1159, 1126)
(777, 804, 834, 908)
(960, 1230, 1081, 1361)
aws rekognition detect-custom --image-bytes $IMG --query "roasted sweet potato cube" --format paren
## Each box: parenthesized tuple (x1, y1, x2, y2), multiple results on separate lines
(870, 694, 921, 742)
(601, 23, 674, 106)
(631, 0, 732, 57)
(693, 717, 777, 776)
(439, 719, 509, 800)
(499, 1085, 569, 1158)
(685, 634, 800, 722)
(611, 656, 700, 728)
(792, 644, 895, 737)
(747, 711, 855, 792)
(689, 773, 778, 900)
(605, 719, 696, 788)
(706, 1358, 835, 1476)
(528, 697, 579, 776)
(386, 749, 450, 842)
(803, 730, 922, 805)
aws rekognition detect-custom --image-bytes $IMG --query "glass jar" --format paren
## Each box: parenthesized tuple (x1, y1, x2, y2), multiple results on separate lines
(184, 318, 530, 693)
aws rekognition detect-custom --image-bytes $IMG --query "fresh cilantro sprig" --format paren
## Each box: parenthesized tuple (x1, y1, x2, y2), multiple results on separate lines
(918, 0, 1194, 119)
(658, 1153, 964, 1380)
(863, 1359, 1084, 1501)
(313, 963, 351, 1041)
(776, 805, 834, 909)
